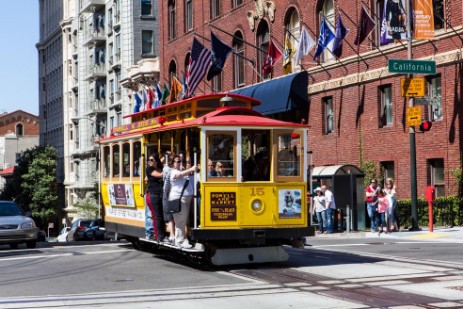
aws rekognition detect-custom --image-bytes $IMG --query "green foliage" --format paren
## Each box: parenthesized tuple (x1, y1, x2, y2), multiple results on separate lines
(0, 146, 59, 227)
(451, 167, 463, 197)
(396, 196, 463, 228)
(70, 196, 99, 219)
(360, 160, 378, 187)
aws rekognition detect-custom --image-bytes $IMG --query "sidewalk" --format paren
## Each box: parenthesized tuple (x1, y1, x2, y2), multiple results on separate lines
(312, 226, 463, 242)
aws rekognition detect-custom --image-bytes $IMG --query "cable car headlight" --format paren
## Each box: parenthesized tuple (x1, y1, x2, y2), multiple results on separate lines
(251, 199, 264, 213)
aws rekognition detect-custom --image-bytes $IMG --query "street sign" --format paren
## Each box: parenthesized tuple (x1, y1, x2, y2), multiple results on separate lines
(414, 96, 441, 105)
(406, 106, 422, 126)
(388, 59, 436, 74)
(401, 78, 425, 97)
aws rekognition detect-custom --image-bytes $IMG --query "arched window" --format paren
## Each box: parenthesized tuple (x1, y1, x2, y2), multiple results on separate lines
(15, 123, 24, 136)
(318, 0, 334, 63)
(285, 9, 300, 73)
(185, 0, 193, 32)
(168, 0, 176, 40)
(168, 60, 177, 86)
(233, 31, 245, 87)
(256, 21, 270, 81)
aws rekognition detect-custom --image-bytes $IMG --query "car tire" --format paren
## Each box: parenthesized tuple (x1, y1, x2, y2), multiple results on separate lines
(9, 243, 18, 249)
(26, 241, 37, 249)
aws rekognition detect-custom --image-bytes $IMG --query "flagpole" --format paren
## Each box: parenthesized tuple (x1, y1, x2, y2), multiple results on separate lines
(208, 23, 267, 53)
(339, 8, 389, 61)
(193, 32, 265, 81)
(322, 15, 370, 70)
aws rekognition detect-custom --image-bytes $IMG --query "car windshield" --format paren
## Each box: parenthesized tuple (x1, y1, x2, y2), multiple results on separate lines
(0, 202, 24, 217)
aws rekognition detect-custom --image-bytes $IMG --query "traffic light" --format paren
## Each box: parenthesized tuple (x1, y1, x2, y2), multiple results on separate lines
(419, 120, 432, 132)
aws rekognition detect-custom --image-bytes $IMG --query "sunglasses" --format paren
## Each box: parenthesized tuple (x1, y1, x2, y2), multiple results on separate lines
(148, 159, 154, 162)
(174, 160, 181, 163)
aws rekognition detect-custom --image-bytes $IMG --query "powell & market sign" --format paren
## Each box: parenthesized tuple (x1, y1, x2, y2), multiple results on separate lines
(388, 59, 436, 74)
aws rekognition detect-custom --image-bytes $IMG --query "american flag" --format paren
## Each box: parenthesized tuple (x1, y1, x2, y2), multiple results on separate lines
(186, 38, 211, 97)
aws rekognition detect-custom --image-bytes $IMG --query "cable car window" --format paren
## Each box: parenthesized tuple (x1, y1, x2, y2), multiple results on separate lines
(207, 131, 236, 180)
(103, 146, 110, 178)
(276, 132, 301, 177)
(242, 129, 271, 181)
(112, 144, 120, 177)
(122, 143, 130, 177)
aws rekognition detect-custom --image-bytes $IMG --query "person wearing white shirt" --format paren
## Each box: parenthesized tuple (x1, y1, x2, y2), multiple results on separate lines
(322, 185, 336, 233)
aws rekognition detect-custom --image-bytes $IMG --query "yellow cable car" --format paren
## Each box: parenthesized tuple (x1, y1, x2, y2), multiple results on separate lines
(99, 94, 314, 265)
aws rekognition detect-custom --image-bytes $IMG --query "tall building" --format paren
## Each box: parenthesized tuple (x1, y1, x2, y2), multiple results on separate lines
(159, 0, 463, 200)
(61, 0, 159, 217)
(37, 0, 65, 208)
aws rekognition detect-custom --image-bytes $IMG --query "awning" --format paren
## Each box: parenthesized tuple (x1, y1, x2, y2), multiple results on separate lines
(312, 165, 364, 177)
(229, 71, 308, 115)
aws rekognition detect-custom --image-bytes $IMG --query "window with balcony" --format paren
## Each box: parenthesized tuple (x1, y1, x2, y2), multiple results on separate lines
(141, 0, 152, 16)
(379, 84, 393, 127)
(428, 158, 444, 197)
(168, 0, 176, 40)
(185, 0, 193, 32)
(142, 30, 154, 55)
(323, 97, 334, 134)
(233, 31, 245, 87)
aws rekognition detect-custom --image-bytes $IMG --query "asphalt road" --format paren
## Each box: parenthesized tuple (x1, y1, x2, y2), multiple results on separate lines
(0, 237, 461, 308)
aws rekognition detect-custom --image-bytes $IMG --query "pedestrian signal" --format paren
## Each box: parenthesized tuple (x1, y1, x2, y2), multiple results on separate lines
(419, 120, 432, 132)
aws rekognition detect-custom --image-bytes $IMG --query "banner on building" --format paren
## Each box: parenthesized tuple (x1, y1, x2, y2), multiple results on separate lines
(413, 0, 435, 39)
(380, 0, 408, 45)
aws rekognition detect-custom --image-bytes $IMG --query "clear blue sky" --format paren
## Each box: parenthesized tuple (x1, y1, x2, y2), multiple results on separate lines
(0, 1, 39, 116)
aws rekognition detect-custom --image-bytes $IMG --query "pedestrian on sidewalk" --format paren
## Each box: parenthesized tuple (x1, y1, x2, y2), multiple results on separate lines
(312, 187, 327, 234)
(322, 185, 336, 233)
(377, 189, 389, 235)
(366, 179, 379, 232)
(384, 178, 399, 232)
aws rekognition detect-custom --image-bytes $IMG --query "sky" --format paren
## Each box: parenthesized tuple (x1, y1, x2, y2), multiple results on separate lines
(0, 1, 39, 116)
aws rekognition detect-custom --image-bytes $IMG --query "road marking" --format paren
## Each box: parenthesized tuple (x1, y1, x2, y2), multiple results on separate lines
(0, 253, 72, 262)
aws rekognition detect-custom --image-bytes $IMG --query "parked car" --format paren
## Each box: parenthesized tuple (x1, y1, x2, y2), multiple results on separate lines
(66, 219, 106, 241)
(0, 201, 38, 249)
(57, 226, 70, 242)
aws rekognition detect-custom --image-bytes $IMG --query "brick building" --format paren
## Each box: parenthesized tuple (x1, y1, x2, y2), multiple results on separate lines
(158, 0, 462, 200)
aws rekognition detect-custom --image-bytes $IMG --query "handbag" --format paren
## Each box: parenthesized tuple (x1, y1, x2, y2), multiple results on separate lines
(165, 178, 189, 214)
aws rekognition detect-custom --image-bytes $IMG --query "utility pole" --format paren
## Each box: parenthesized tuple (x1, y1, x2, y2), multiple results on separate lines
(407, 0, 419, 230)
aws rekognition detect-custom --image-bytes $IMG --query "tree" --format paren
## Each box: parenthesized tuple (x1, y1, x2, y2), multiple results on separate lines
(19, 146, 59, 227)
(70, 195, 99, 219)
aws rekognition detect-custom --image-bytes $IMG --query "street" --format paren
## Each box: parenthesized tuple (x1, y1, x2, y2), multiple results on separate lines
(0, 231, 462, 308)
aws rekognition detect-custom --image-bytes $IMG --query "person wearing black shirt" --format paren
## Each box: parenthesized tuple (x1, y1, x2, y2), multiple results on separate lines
(145, 154, 167, 242)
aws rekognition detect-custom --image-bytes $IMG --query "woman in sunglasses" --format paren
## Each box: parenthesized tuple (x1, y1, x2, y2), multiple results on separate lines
(168, 155, 198, 249)
(145, 154, 167, 242)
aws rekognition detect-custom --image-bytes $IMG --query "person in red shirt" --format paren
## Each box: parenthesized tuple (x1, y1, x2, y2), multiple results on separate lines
(365, 179, 378, 232)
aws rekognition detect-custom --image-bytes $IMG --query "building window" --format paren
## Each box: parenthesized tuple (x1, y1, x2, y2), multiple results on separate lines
(323, 97, 334, 134)
(15, 123, 24, 136)
(232, 0, 243, 8)
(233, 31, 245, 87)
(142, 30, 154, 55)
(141, 0, 152, 16)
(380, 161, 395, 183)
(318, 0, 334, 62)
(168, 60, 177, 87)
(429, 158, 444, 197)
(379, 84, 393, 127)
(433, 0, 445, 31)
(284, 9, 300, 74)
(256, 21, 270, 81)
(211, 74, 222, 92)
(168, 0, 176, 40)
(211, 0, 220, 19)
(185, 0, 193, 32)
(427, 75, 442, 121)
(116, 112, 122, 127)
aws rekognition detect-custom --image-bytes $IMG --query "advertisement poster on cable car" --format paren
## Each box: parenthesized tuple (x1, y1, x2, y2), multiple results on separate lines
(108, 184, 135, 207)
(279, 189, 302, 219)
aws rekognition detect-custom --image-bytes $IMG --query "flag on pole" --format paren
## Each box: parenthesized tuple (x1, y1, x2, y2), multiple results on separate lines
(283, 32, 295, 74)
(313, 18, 335, 59)
(161, 83, 170, 105)
(332, 14, 349, 58)
(187, 38, 212, 96)
(262, 39, 283, 75)
(146, 87, 155, 110)
(354, 6, 376, 45)
(181, 74, 187, 100)
(168, 76, 183, 103)
(133, 91, 142, 113)
(293, 25, 315, 64)
(140, 89, 148, 111)
(207, 31, 233, 81)
(154, 84, 162, 108)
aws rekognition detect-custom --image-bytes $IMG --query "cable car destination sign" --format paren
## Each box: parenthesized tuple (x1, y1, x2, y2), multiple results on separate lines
(388, 59, 436, 75)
